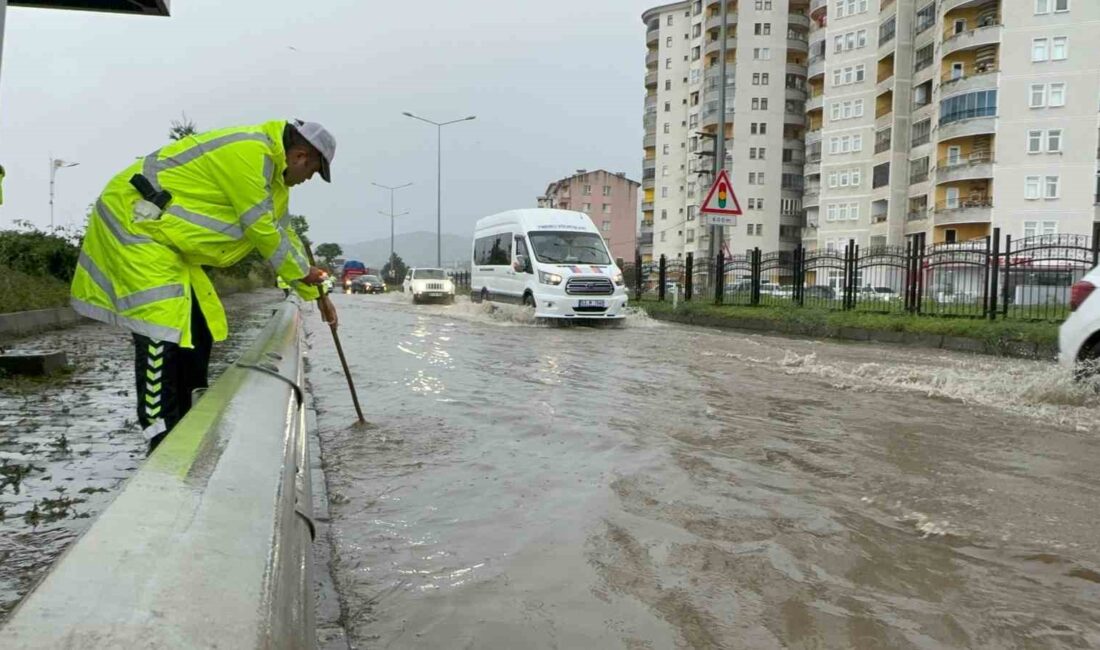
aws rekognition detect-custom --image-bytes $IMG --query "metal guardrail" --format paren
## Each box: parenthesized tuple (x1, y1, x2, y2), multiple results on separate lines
(0, 303, 316, 649)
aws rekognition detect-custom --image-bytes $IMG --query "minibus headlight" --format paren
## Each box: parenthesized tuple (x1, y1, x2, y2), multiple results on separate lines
(539, 271, 563, 285)
(613, 272, 624, 286)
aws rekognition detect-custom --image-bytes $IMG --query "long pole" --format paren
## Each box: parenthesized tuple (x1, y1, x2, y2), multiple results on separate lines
(303, 244, 365, 424)
(437, 124, 442, 267)
(49, 160, 55, 228)
(402, 112, 476, 268)
(372, 182, 411, 269)
(712, 0, 729, 261)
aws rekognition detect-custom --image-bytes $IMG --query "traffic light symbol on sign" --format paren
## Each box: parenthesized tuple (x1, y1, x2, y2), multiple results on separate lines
(718, 183, 727, 208)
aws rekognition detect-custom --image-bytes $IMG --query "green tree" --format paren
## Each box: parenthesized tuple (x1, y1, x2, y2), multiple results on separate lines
(315, 242, 343, 268)
(381, 252, 408, 285)
(169, 112, 198, 141)
(288, 215, 310, 243)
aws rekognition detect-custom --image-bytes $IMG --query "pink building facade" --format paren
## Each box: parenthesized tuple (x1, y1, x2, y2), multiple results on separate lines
(537, 169, 640, 265)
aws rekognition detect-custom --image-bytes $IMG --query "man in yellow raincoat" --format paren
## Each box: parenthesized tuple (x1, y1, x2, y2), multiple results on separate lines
(71, 119, 337, 451)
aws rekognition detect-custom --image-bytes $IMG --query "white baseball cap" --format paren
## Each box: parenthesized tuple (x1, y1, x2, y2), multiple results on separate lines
(292, 119, 336, 183)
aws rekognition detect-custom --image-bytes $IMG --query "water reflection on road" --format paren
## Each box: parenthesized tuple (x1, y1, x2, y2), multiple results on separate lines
(307, 293, 1100, 649)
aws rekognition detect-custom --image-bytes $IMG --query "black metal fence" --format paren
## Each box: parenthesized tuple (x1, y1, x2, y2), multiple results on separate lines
(451, 271, 471, 290)
(624, 225, 1100, 322)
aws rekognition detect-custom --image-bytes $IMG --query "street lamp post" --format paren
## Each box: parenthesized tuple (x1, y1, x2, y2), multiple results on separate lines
(402, 112, 476, 267)
(372, 181, 412, 261)
(49, 157, 79, 229)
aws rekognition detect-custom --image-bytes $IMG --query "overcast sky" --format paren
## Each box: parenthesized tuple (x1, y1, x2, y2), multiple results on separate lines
(0, 0, 657, 248)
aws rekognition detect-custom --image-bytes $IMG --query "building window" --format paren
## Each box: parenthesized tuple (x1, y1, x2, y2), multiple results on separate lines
(660, 231, 667, 242)
(1047, 129, 1063, 152)
(602, 204, 611, 214)
(1025, 176, 1041, 199)
(664, 101, 671, 112)
(1052, 37, 1068, 60)
(662, 165, 669, 177)
(687, 205, 696, 220)
(1028, 130, 1043, 153)
(754, 23, 772, 35)
(754, 48, 771, 60)
(1049, 83, 1066, 106)
(663, 122, 671, 133)
(665, 58, 672, 69)
(601, 220, 611, 231)
(661, 186, 669, 198)
(582, 202, 592, 212)
(1045, 176, 1060, 198)
(1030, 84, 1047, 107)
(691, 46, 701, 61)
(755, 0, 773, 9)
(1037, 0, 1070, 13)
(1032, 38, 1049, 62)
(686, 228, 695, 243)
(667, 15, 674, 25)
(665, 80, 672, 91)
(661, 208, 668, 219)
(583, 184, 592, 195)
(666, 36, 673, 48)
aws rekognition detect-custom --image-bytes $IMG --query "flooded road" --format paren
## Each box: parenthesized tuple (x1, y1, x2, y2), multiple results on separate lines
(307, 293, 1100, 649)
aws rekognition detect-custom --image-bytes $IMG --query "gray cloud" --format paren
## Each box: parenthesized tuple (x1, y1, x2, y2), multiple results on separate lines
(0, 0, 655, 248)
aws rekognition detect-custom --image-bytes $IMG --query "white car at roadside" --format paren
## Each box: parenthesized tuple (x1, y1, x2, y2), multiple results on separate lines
(1059, 266, 1100, 378)
(404, 268, 456, 304)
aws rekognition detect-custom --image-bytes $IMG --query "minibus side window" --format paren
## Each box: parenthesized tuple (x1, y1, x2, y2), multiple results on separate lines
(515, 236, 533, 273)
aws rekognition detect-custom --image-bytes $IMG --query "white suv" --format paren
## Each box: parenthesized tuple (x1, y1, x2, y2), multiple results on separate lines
(1059, 266, 1100, 378)
(403, 268, 456, 304)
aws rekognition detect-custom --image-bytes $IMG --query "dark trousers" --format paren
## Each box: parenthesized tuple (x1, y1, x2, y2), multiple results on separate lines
(133, 294, 212, 452)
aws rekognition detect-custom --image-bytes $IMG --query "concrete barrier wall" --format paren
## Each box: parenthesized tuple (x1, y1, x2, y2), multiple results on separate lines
(0, 306, 84, 343)
(0, 303, 317, 649)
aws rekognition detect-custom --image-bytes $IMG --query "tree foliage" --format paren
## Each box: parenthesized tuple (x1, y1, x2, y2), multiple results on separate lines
(315, 242, 343, 267)
(169, 112, 199, 141)
(0, 222, 81, 282)
(381, 252, 408, 285)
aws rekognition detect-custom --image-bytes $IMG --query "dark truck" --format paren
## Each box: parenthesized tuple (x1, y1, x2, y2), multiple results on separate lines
(340, 260, 368, 292)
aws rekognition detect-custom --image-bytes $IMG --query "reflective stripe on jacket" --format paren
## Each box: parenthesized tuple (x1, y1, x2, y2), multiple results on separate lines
(71, 120, 319, 347)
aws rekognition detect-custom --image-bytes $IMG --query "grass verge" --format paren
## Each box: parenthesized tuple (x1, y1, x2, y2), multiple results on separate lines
(0, 265, 71, 314)
(637, 299, 1059, 350)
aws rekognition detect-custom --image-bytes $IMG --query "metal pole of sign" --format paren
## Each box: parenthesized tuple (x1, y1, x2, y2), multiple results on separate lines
(712, 0, 729, 261)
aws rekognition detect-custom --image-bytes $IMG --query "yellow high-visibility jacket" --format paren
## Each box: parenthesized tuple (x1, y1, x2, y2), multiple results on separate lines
(71, 120, 319, 347)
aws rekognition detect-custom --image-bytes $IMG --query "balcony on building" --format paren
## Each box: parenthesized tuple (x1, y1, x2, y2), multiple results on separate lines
(907, 196, 929, 223)
(942, 5, 1002, 59)
(878, 15, 897, 56)
(646, 22, 659, 46)
(786, 59, 808, 79)
(875, 90, 894, 129)
(705, 1, 738, 33)
(910, 156, 931, 185)
(871, 199, 889, 224)
(938, 89, 997, 141)
(936, 148, 994, 185)
(706, 34, 737, 57)
(810, 0, 827, 21)
(876, 53, 895, 94)
(643, 133, 656, 149)
(873, 162, 891, 190)
(788, 9, 811, 31)
(788, 27, 809, 53)
(875, 127, 892, 155)
(808, 40, 826, 79)
(806, 125, 822, 145)
(786, 74, 808, 101)
(701, 98, 736, 129)
(646, 50, 657, 68)
(785, 99, 806, 126)
(645, 70, 658, 88)
(639, 232, 654, 246)
(940, 44, 999, 96)
(641, 201, 654, 213)
(934, 179, 993, 225)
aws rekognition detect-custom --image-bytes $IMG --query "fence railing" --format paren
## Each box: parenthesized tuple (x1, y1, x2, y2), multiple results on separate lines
(624, 224, 1100, 322)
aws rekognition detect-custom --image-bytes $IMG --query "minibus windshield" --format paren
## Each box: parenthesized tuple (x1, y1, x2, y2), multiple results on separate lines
(528, 231, 611, 265)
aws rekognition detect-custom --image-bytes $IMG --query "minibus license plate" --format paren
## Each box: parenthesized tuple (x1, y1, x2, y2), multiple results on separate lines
(578, 299, 605, 308)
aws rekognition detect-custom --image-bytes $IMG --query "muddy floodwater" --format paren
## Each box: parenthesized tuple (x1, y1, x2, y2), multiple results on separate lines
(304, 291, 1100, 649)
(0, 290, 282, 621)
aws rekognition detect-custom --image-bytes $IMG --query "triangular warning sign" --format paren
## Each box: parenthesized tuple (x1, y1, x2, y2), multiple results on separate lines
(700, 169, 742, 216)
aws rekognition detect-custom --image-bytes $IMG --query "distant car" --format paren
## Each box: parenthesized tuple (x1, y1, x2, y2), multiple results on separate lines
(351, 275, 385, 294)
(858, 286, 901, 301)
(404, 268, 456, 304)
(803, 285, 836, 300)
(1060, 266, 1100, 379)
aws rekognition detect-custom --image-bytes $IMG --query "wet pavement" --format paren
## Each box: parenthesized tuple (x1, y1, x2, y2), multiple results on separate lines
(306, 292, 1100, 650)
(0, 290, 283, 622)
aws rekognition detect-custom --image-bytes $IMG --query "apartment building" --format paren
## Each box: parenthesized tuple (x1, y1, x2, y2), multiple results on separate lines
(642, 0, 811, 264)
(536, 169, 641, 263)
(806, 0, 1099, 252)
(645, 0, 1099, 263)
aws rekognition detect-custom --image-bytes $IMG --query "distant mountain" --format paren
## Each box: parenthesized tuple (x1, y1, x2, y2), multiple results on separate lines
(341, 231, 471, 269)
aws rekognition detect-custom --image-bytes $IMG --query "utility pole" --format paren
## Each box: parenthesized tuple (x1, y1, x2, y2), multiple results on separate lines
(372, 181, 412, 261)
(402, 112, 476, 267)
(49, 157, 79, 229)
(709, 0, 729, 263)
